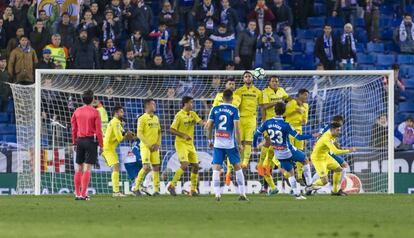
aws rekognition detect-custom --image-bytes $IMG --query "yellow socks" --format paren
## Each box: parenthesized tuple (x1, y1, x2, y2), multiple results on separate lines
(264, 175, 276, 190)
(133, 168, 147, 191)
(171, 168, 184, 187)
(226, 159, 232, 175)
(313, 178, 325, 186)
(112, 171, 120, 193)
(258, 146, 268, 167)
(296, 162, 304, 180)
(153, 171, 160, 193)
(190, 172, 199, 191)
(332, 171, 341, 193)
(242, 144, 252, 167)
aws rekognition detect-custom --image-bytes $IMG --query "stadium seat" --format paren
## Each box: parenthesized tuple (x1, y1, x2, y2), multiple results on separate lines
(381, 28, 394, 41)
(296, 29, 315, 40)
(397, 54, 414, 64)
(376, 54, 395, 66)
(355, 18, 365, 28)
(357, 53, 376, 64)
(356, 43, 365, 52)
(305, 41, 315, 54)
(0, 124, 7, 134)
(326, 17, 344, 28)
(398, 102, 414, 113)
(404, 80, 414, 89)
(280, 54, 293, 64)
(313, 3, 326, 16)
(400, 65, 414, 77)
(380, 5, 394, 15)
(367, 42, 385, 52)
(307, 17, 326, 28)
(3, 135, 16, 143)
(293, 54, 315, 70)
(357, 64, 376, 70)
(355, 28, 368, 43)
(379, 17, 392, 27)
(402, 89, 414, 102)
(292, 41, 304, 52)
(0, 113, 8, 123)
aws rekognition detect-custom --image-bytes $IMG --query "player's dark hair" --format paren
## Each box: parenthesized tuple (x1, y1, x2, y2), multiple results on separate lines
(113, 105, 123, 115)
(223, 89, 233, 101)
(243, 70, 252, 77)
(330, 122, 342, 129)
(333, 115, 344, 123)
(182, 96, 193, 107)
(298, 88, 309, 95)
(226, 77, 235, 83)
(144, 98, 154, 107)
(274, 102, 286, 115)
(403, 12, 412, 18)
(406, 116, 414, 122)
(82, 90, 94, 105)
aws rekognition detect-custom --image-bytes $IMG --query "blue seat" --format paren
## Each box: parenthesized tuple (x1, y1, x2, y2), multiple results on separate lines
(397, 54, 414, 64)
(280, 54, 293, 64)
(0, 113, 8, 123)
(357, 53, 376, 64)
(400, 65, 414, 77)
(357, 64, 376, 70)
(313, 3, 326, 16)
(380, 5, 394, 15)
(399, 102, 414, 112)
(355, 18, 365, 28)
(404, 80, 414, 89)
(0, 124, 8, 134)
(307, 17, 326, 28)
(381, 28, 394, 41)
(326, 17, 344, 28)
(292, 41, 304, 52)
(367, 42, 385, 52)
(402, 89, 414, 102)
(293, 54, 315, 70)
(356, 43, 365, 52)
(305, 41, 315, 54)
(379, 17, 392, 27)
(355, 28, 368, 43)
(376, 54, 395, 66)
(3, 135, 16, 143)
(296, 29, 315, 40)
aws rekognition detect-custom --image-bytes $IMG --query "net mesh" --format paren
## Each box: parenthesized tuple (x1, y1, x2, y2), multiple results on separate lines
(9, 70, 391, 195)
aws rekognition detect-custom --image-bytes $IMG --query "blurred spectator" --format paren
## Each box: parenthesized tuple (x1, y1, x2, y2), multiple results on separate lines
(3, 6, 18, 38)
(159, 0, 179, 39)
(10, 0, 29, 32)
(102, 9, 122, 45)
(371, 114, 388, 148)
(361, 0, 380, 42)
(176, 46, 198, 70)
(230, 0, 250, 30)
(220, 0, 238, 33)
(78, 10, 100, 41)
(27, 0, 58, 33)
(90, 2, 104, 26)
(126, 0, 153, 36)
(210, 24, 235, 64)
(256, 23, 282, 70)
(125, 30, 149, 69)
(270, 0, 293, 54)
(107, 0, 124, 23)
(291, 0, 311, 29)
(394, 13, 414, 54)
(197, 38, 222, 70)
(149, 54, 170, 70)
(178, 29, 201, 57)
(235, 20, 257, 70)
(103, 50, 123, 69)
(71, 29, 100, 69)
(8, 36, 38, 84)
(174, 0, 197, 33)
(339, 23, 357, 70)
(148, 21, 174, 65)
(385, 64, 406, 109)
(92, 37, 102, 68)
(102, 38, 117, 63)
(0, 55, 10, 111)
(247, 0, 274, 35)
(225, 62, 235, 70)
(44, 34, 69, 69)
(197, 24, 209, 46)
(195, 0, 219, 34)
(123, 50, 140, 69)
(29, 19, 50, 60)
(54, 12, 76, 49)
(36, 48, 54, 69)
(397, 116, 414, 150)
(0, 19, 7, 54)
(333, 0, 357, 25)
(6, 26, 25, 58)
(314, 24, 340, 70)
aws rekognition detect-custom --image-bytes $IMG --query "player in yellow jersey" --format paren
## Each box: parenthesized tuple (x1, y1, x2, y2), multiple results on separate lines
(235, 71, 262, 169)
(167, 96, 205, 196)
(309, 122, 356, 195)
(132, 98, 162, 196)
(259, 76, 289, 193)
(212, 78, 240, 185)
(102, 105, 135, 197)
(284, 88, 309, 183)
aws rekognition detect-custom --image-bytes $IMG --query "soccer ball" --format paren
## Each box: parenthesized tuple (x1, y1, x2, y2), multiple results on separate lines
(253, 67, 266, 80)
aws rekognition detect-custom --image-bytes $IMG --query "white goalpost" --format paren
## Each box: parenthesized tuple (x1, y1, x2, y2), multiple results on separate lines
(9, 70, 394, 195)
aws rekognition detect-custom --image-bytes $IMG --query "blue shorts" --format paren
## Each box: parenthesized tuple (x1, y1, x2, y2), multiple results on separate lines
(213, 147, 240, 165)
(329, 152, 345, 165)
(279, 148, 306, 172)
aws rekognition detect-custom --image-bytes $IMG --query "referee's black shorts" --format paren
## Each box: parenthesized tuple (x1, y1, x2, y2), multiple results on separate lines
(76, 137, 98, 165)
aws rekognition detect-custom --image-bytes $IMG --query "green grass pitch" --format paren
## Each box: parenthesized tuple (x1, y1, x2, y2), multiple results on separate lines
(0, 194, 413, 238)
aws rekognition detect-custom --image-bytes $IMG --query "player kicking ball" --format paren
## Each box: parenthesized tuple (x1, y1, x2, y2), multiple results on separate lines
(254, 102, 320, 200)
(102, 105, 135, 197)
(206, 89, 248, 202)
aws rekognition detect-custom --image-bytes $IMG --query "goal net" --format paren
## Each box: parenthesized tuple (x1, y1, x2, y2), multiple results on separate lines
(9, 70, 394, 195)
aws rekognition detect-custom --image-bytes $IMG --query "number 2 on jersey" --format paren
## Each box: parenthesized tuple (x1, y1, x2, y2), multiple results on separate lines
(218, 115, 227, 130)
(268, 130, 283, 144)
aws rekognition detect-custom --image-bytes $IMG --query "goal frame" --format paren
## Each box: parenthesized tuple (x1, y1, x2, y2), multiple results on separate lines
(34, 69, 395, 195)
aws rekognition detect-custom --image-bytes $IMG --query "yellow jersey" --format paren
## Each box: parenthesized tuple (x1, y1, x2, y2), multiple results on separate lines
(312, 130, 350, 160)
(212, 92, 241, 108)
(234, 84, 262, 117)
(103, 117, 124, 149)
(170, 109, 202, 144)
(137, 113, 161, 148)
(262, 86, 289, 120)
(97, 106, 109, 136)
(284, 99, 308, 128)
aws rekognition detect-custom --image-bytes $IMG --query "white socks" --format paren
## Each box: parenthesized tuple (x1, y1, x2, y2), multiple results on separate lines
(289, 176, 299, 196)
(340, 168, 347, 185)
(235, 169, 245, 196)
(212, 170, 221, 197)
(303, 164, 312, 186)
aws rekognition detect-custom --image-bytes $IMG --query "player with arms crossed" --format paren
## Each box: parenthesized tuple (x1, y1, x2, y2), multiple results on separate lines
(309, 122, 356, 196)
(102, 105, 135, 197)
(132, 98, 162, 196)
(206, 89, 248, 201)
(254, 102, 319, 199)
(168, 96, 205, 196)
(284, 89, 309, 184)
(212, 77, 241, 186)
(235, 71, 262, 169)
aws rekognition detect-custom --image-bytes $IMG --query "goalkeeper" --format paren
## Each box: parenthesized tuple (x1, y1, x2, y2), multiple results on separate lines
(102, 105, 135, 197)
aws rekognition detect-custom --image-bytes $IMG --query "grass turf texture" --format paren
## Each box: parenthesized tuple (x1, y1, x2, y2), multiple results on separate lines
(0, 194, 412, 238)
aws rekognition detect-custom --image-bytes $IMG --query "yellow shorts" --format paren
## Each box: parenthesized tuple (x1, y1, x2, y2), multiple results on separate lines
(312, 155, 340, 178)
(289, 126, 304, 150)
(175, 142, 198, 164)
(140, 146, 160, 165)
(240, 117, 257, 142)
(102, 149, 119, 167)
